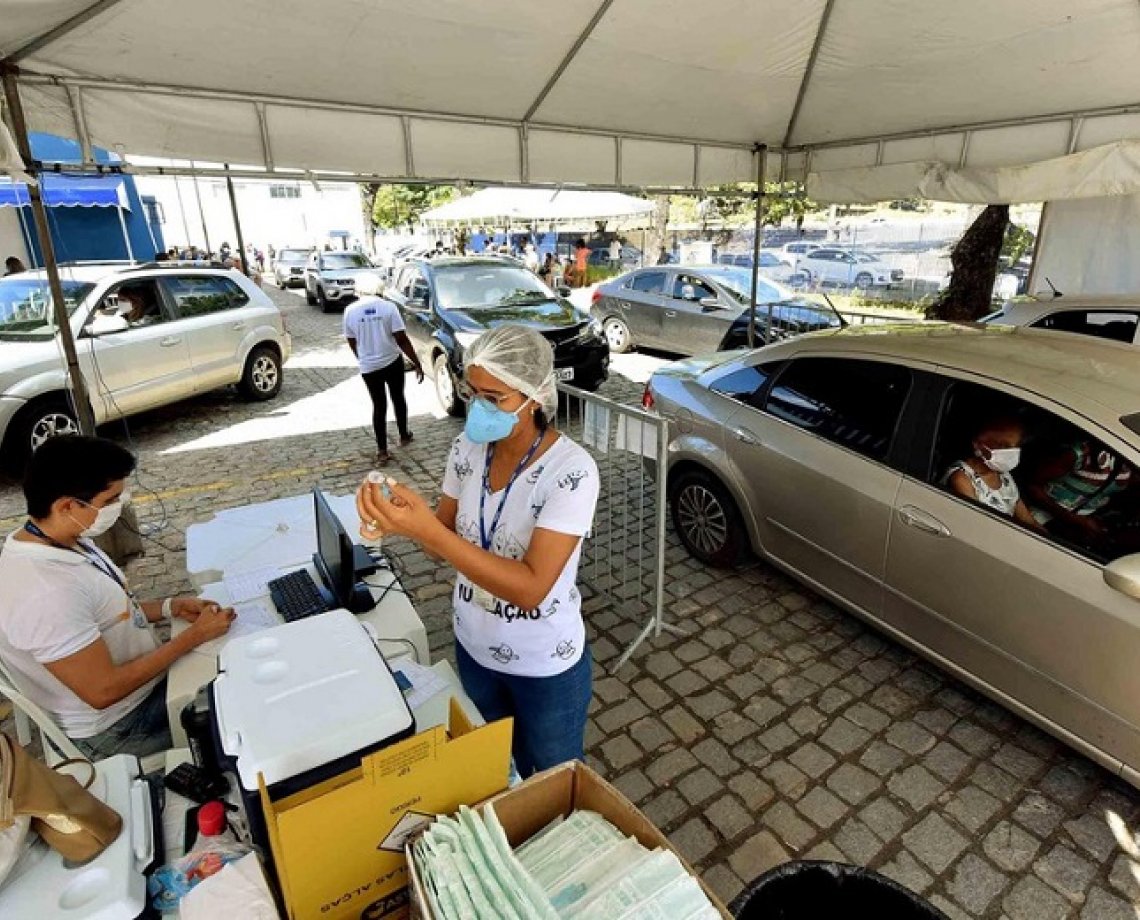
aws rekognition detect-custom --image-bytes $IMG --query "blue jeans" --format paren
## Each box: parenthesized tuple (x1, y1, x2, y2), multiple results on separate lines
(74, 678, 172, 761)
(456, 642, 592, 778)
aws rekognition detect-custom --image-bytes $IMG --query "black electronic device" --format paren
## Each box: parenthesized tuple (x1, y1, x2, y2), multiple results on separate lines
(267, 569, 328, 622)
(312, 488, 374, 613)
(163, 762, 230, 805)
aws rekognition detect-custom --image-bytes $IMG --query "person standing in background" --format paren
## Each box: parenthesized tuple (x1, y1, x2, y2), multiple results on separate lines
(571, 239, 589, 288)
(345, 276, 424, 465)
(608, 237, 621, 270)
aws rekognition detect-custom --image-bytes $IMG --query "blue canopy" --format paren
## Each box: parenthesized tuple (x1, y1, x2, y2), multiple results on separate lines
(0, 174, 128, 209)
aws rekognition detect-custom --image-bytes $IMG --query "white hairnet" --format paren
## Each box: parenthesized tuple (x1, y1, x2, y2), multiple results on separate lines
(465, 325, 558, 416)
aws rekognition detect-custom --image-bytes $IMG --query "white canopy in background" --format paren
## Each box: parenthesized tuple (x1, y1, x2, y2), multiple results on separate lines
(3, 0, 1140, 201)
(419, 187, 654, 228)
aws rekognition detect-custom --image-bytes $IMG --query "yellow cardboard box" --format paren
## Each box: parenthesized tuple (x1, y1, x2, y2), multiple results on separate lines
(259, 700, 512, 920)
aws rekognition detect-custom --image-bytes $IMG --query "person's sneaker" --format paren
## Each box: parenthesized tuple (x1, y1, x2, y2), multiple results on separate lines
(399, 433, 414, 447)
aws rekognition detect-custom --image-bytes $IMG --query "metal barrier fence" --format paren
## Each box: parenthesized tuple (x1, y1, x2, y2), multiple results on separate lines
(555, 382, 681, 670)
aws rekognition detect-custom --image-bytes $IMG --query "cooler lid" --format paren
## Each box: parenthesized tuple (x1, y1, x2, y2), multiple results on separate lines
(213, 609, 414, 789)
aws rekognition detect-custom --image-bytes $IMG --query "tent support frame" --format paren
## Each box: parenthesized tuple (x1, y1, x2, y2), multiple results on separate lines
(747, 144, 767, 349)
(0, 66, 96, 436)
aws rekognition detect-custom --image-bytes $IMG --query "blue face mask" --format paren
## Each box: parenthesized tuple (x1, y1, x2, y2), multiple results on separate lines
(465, 397, 530, 444)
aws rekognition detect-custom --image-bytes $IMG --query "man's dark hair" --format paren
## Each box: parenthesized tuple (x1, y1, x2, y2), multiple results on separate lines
(24, 435, 136, 519)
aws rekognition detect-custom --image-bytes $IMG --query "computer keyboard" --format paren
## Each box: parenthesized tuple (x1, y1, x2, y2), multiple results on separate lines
(267, 569, 329, 622)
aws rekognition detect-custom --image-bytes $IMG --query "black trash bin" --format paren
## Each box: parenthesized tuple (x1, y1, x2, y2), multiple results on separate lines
(730, 861, 949, 919)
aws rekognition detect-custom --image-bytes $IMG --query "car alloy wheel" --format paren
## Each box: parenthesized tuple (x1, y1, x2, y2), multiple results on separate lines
(30, 409, 79, 451)
(250, 354, 279, 394)
(603, 317, 631, 353)
(676, 482, 729, 556)
(854, 272, 874, 289)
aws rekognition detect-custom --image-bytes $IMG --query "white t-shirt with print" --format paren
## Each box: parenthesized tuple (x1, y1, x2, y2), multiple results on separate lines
(0, 534, 160, 738)
(442, 433, 599, 678)
(343, 295, 406, 374)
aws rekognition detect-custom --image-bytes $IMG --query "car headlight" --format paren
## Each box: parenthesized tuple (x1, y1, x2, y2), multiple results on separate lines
(455, 331, 481, 349)
(587, 317, 604, 339)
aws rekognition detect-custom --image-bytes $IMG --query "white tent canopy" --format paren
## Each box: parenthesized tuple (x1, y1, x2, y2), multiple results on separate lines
(3, 0, 1140, 199)
(419, 187, 654, 228)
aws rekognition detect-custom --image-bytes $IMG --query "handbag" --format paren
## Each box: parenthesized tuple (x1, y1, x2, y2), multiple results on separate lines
(0, 733, 122, 863)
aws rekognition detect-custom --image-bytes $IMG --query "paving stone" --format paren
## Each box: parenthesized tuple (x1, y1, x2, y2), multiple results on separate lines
(674, 639, 711, 664)
(818, 718, 872, 756)
(679, 767, 724, 806)
(593, 675, 630, 704)
(947, 853, 1009, 915)
(786, 705, 825, 737)
(945, 784, 1003, 834)
(662, 705, 706, 744)
(601, 733, 641, 770)
(764, 801, 816, 852)
(903, 813, 970, 874)
(880, 850, 934, 896)
(948, 719, 1000, 756)
(758, 722, 799, 755)
(1064, 812, 1121, 864)
(992, 742, 1046, 782)
(869, 684, 918, 717)
(728, 771, 776, 812)
(612, 769, 653, 805)
(724, 672, 763, 701)
(629, 716, 675, 753)
(972, 762, 1023, 803)
(1081, 887, 1137, 920)
(861, 798, 909, 842)
(826, 763, 880, 805)
(924, 741, 972, 784)
(742, 696, 784, 728)
(912, 707, 956, 736)
(833, 819, 884, 864)
(671, 816, 718, 865)
(729, 830, 790, 883)
(702, 864, 745, 907)
(642, 789, 687, 829)
(762, 760, 810, 799)
(694, 656, 733, 683)
(706, 794, 753, 841)
(816, 687, 852, 714)
(1012, 791, 1067, 839)
(787, 742, 836, 780)
(595, 698, 650, 734)
(689, 689, 735, 721)
(860, 739, 909, 777)
(844, 701, 892, 734)
(1107, 852, 1140, 900)
(645, 747, 699, 786)
(887, 764, 945, 812)
(797, 787, 848, 830)
(1002, 875, 1070, 920)
(928, 895, 972, 920)
(804, 841, 846, 862)
(712, 710, 757, 746)
(645, 650, 682, 679)
(770, 675, 818, 705)
(885, 720, 937, 756)
(666, 668, 709, 696)
(1034, 843, 1096, 903)
(984, 821, 1042, 873)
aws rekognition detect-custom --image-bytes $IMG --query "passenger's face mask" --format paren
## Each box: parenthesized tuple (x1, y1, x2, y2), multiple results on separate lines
(464, 397, 531, 444)
(69, 491, 130, 538)
(977, 445, 1020, 474)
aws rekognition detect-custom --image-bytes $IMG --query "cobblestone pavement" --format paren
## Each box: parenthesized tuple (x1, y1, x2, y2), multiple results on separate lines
(3, 284, 1140, 919)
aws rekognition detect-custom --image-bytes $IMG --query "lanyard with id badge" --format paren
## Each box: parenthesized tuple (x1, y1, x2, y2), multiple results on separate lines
(23, 521, 153, 633)
(471, 432, 545, 611)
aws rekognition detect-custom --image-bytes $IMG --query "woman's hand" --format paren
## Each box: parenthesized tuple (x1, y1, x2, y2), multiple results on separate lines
(356, 477, 441, 546)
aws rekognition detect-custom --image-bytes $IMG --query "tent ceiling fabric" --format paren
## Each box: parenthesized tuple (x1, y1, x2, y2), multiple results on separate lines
(3, 0, 1140, 197)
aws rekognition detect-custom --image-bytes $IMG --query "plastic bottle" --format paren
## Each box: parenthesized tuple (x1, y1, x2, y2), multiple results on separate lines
(148, 801, 250, 909)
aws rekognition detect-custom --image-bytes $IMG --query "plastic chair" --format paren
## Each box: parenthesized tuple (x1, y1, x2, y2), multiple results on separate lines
(0, 665, 84, 765)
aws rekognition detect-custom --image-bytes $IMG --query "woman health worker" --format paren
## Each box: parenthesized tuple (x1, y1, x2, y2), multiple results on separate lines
(357, 326, 599, 776)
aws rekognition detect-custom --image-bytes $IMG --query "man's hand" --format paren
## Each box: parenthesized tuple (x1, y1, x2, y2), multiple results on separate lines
(414, 362, 425, 384)
(170, 597, 225, 622)
(184, 603, 236, 645)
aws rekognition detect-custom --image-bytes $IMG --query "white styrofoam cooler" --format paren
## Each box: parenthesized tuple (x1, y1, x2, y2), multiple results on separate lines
(211, 608, 415, 795)
(0, 754, 157, 920)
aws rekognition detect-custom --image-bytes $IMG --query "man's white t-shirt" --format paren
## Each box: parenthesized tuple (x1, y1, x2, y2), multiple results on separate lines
(0, 535, 160, 738)
(442, 433, 599, 678)
(343, 295, 406, 374)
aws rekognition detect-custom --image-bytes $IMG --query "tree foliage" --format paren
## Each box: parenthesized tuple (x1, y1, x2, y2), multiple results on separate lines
(1002, 222, 1036, 265)
(371, 184, 460, 230)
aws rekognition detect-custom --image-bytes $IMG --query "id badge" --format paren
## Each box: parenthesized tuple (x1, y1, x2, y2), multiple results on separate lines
(472, 586, 496, 611)
(129, 598, 148, 628)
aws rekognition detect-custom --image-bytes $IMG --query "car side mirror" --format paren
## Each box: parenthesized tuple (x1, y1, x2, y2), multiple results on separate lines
(557, 285, 572, 298)
(1104, 554, 1140, 599)
(700, 296, 722, 311)
(87, 313, 130, 335)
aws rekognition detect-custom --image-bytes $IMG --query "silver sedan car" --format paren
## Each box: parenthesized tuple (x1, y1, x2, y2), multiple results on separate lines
(645, 323, 1140, 786)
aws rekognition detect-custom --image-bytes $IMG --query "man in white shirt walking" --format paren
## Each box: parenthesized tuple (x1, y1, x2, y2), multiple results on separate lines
(345, 276, 424, 464)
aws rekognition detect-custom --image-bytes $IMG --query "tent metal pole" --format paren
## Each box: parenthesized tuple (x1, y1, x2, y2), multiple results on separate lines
(224, 166, 250, 275)
(1, 67, 96, 436)
(189, 161, 211, 254)
(747, 145, 767, 349)
(115, 204, 134, 260)
(172, 175, 192, 248)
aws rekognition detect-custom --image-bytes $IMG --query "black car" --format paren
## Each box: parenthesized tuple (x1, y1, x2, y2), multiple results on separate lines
(386, 257, 610, 415)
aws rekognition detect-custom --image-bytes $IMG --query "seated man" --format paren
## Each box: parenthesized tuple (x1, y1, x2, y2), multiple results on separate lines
(945, 415, 1044, 533)
(0, 436, 234, 759)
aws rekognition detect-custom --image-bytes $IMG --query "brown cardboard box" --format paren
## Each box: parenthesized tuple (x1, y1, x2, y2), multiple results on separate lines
(407, 760, 731, 918)
(259, 700, 512, 920)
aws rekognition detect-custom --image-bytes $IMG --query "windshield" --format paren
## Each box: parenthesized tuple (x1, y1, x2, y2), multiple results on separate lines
(0, 278, 94, 341)
(278, 249, 310, 261)
(855, 254, 879, 263)
(322, 253, 372, 269)
(432, 264, 555, 310)
(767, 301, 844, 331)
(703, 268, 792, 305)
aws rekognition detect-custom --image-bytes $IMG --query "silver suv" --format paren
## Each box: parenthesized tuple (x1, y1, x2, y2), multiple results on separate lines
(303, 251, 383, 312)
(0, 262, 291, 468)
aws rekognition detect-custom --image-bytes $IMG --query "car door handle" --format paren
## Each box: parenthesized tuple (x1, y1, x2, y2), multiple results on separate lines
(897, 505, 950, 537)
(665, 310, 677, 318)
(730, 427, 759, 446)
(159, 336, 181, 347)
(231, 322, 247, 330)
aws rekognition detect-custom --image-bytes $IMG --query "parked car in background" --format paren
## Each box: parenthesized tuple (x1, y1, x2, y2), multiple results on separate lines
(271, 247, 313, 288)
(799, 248, 903, 289)
(303, 250, 382, 312)
(590, 265, 835, 355)
(778, 241, 821, 268)
(644, 323, 1140, 787)
(386, 257, 609, 415)
(588, 243, 642, 269)
(716, 250, 806, 285)
(0, 262, 290, 469)
(984, 296, 1140, 346)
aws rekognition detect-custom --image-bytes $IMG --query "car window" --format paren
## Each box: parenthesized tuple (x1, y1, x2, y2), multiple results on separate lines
(627, 271, 667, 294)
(930, 379, 1140, 564)
(709, 361, 781, 409)
(398, 267, 426, 302)
(431, 264, 551, 309)
(0, 277, 92, 341)
(764, 357, 911, 463)
(321, 252, 372, 270)
(100, 280, 168, 328)
(672, 274, 716, 301)
(162, 275, 249, 318)
(1031, 310, 1140, 344)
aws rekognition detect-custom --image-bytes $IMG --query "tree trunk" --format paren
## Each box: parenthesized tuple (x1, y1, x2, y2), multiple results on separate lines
(929, 204, 1008, 322)
(360, 182, 381, 252)
(644, 195, 671, 265)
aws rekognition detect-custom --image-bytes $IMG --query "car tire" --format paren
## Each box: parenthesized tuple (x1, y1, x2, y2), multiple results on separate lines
(239, 345, 283, 401)
(854, 272, 874, 289)
(5, 399, 80, 472)
(318, 287, 334, 313)
(670, 468, 747, 568)
(603, 317, 632, 353)
(305, 284, 317, 306)
(433, 353, 463, 417)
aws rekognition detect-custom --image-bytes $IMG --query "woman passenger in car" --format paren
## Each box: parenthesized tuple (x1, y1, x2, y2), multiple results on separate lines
(946, 416, 1045, 532)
